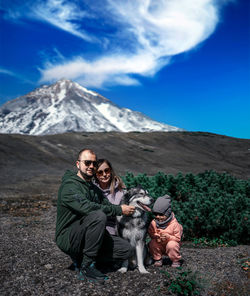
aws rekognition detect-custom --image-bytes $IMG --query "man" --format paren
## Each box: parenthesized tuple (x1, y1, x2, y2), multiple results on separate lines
(55, 149, 135, 284)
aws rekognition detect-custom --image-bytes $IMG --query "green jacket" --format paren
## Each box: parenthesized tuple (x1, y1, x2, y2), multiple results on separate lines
(55, 170, 122, 253)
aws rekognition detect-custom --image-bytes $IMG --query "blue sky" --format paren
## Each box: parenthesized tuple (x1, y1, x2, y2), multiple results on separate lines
(0, 0, 249, 139)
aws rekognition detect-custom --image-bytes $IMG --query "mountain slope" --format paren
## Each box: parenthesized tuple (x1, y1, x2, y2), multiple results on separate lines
(0, 79, 182, 135)
(0, 131, 249, 199)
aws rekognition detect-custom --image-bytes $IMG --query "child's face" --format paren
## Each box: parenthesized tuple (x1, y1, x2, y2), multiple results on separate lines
(154, 213, 168, 222)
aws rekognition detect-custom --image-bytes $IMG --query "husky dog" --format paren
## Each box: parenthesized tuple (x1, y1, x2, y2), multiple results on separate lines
(117, 187, 153, 274)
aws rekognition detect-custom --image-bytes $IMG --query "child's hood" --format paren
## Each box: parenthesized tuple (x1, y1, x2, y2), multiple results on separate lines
(153, 194, 172, 217)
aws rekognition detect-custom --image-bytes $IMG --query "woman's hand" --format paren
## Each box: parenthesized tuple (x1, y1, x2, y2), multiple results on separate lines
(121, 205, 135, 216)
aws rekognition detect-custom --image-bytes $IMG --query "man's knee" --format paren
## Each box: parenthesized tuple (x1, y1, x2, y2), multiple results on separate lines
(87, 210, 107, 226)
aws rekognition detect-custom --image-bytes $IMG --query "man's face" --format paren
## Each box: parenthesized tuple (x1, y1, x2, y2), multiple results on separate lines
(76, 151, 97, 180)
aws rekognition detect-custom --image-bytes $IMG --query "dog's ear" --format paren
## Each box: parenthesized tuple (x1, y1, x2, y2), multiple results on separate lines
(136, 184, 148, 194)
(122, 190, 131, 205)
(129, 186, 141, 197)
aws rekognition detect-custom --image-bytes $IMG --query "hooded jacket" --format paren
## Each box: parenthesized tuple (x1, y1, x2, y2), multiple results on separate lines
(148, 213, 183, 243)
(55, 170, 122, 253)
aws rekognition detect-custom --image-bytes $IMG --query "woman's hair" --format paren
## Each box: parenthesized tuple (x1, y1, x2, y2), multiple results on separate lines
(95, 159, 125, 195)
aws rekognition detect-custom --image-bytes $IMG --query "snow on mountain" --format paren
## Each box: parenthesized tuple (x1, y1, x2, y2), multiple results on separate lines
(0, 79, 182, 135)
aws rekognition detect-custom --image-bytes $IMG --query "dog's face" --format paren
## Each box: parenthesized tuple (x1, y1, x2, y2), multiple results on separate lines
(123, 187, 153, 212)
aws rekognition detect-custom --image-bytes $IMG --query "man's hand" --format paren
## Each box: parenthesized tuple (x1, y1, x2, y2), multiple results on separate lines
(121, 205, 135, 216)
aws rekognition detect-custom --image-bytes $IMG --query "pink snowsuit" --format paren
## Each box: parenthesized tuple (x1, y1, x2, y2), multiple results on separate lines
(148, 213, 183, 263)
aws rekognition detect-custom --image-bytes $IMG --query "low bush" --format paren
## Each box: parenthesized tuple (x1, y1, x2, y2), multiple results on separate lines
(191, 237, 237, 247)
(159, 268, 202, 295)
(122, 170, 250, 245)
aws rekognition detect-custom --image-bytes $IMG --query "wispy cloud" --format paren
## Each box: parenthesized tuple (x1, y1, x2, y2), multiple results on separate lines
(31, 0, 97, 42)
(0, 68, 16, 76)
(1, 0, 96, 42)
(2, 0, 230, 88)
(0, 68, 35, 85)
(39, 0, 226, 88)
(39, 53, 167, 88)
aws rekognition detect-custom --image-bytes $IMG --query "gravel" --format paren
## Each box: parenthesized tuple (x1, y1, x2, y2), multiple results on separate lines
(0, 199, 249, 296)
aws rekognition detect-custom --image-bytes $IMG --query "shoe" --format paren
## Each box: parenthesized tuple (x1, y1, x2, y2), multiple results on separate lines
(69, 255, 82, 271)
(171, 261, 181, 268)
(78, 263, 109, 283)
(154, 259, 163, 267)
(68, 261, 80, 272)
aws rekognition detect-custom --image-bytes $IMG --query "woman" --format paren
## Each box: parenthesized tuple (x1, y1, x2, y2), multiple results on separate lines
(93, 159, 125, 235)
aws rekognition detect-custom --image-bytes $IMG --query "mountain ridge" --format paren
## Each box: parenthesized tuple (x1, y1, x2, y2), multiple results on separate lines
(0, 79, 182, 135)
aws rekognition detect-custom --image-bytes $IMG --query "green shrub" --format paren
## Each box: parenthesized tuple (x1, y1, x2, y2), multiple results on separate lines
(191, 237, 237, 247)
(122, 170, 250, 245)
(159, 268, 202, 295)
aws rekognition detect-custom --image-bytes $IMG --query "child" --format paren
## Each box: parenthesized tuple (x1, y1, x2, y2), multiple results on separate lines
(148, 195, 183, 268)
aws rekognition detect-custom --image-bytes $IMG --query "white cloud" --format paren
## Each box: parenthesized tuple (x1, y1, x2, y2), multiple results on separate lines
(38, 0, 228, 88)
(0, 68, 35, 85)
(31, 0, 96, 42)
(107, 0, 218, 55)
(0, 68, 16, 76)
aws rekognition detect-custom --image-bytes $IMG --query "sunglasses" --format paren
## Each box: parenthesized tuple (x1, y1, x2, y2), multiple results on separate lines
(78, 160, 98, 167)
(96, 168, 111, 176)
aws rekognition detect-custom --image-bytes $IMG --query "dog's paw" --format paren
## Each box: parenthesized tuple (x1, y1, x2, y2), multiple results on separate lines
(138, 267, 150, 274)
(117, 267, 128, 273)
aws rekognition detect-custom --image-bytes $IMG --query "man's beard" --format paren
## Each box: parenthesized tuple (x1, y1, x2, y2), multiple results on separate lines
(79, 170, 93, 181)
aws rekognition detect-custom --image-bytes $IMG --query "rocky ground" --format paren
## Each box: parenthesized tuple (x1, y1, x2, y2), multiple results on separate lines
(0, 197, 249, 296)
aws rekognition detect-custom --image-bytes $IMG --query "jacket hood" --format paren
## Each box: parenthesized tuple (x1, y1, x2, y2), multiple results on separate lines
(92, 178, 119, 194)
(153, 194, 172, 217)
(61, 170, 85, 184)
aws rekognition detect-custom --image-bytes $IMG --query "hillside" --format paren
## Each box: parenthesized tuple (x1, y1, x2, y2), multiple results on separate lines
(0, 131, 249, 198)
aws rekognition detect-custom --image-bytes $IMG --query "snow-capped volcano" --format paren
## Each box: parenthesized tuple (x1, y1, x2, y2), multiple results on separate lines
(0, 79, 182, 135)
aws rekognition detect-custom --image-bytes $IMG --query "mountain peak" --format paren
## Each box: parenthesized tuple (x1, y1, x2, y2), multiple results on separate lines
(0, 79, 183, 135)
